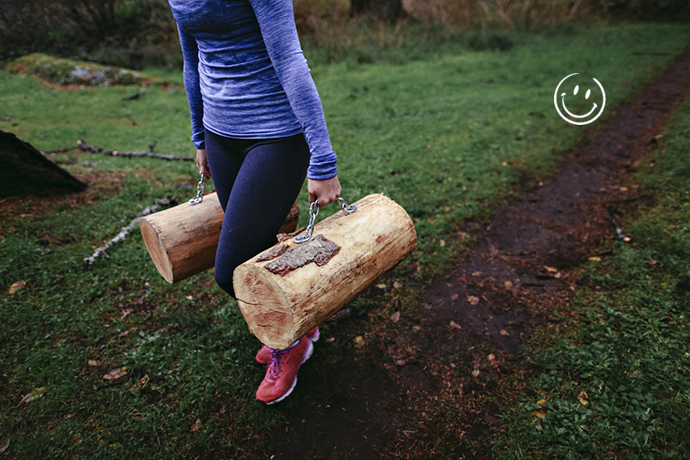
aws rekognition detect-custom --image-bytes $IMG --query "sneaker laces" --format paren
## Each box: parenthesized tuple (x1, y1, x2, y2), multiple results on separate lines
(267, 349, 286, 379)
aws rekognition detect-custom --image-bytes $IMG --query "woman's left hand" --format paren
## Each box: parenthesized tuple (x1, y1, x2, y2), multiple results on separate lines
(308, 176, 341, 207)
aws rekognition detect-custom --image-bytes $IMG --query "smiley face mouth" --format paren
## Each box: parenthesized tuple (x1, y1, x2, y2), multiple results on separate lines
(560, 93, 598, 119)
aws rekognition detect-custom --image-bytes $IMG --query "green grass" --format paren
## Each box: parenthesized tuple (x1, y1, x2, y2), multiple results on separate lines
(1, 22, 690, 458)
(493, 71, 690, 460)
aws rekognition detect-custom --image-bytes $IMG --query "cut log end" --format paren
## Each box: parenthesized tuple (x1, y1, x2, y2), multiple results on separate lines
(140, 218, 174, 283)
(235, 266, 295, 349)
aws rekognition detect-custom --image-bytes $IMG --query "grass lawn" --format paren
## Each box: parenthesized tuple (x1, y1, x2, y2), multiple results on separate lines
(1, 22, 690, 458)
(493, 85, 690, 459)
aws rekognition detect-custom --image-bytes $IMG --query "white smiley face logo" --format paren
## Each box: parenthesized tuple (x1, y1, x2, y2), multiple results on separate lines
(554, 73, 606, 125)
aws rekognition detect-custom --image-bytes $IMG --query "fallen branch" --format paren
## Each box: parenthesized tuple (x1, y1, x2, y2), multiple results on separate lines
(40, 145, 79, 155)
(77, 140, 194, 161)
(83, 197, 177, 265)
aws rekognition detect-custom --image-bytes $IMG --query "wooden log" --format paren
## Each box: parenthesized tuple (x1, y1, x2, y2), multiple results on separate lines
(233, 193, 417, 350)
(140, 192, 299, 284)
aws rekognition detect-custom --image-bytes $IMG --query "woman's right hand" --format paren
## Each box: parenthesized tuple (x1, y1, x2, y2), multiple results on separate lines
(196, 148, 211, 179)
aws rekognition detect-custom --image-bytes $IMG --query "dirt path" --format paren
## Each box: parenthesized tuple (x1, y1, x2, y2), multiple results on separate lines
(260, 49, 690, 459)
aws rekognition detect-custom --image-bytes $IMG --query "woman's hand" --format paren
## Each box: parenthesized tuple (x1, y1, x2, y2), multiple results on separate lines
(308, 176, 341, 207)
(196, 148, 211, 179)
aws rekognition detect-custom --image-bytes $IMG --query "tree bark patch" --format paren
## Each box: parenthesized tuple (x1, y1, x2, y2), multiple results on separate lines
(264, 234, 340, 276)
(256, 244, 289, 262)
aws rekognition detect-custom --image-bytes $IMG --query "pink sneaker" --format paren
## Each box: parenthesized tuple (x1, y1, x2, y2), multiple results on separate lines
(255, 327, 320, 364)
(256, 336, 313, 404)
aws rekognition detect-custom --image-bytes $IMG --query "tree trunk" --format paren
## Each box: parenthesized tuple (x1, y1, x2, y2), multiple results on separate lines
(139, 192, 300, 284)
(0, 130, 87, 198)
(350, 0, 407, 20)
(233, 193, 417, 350)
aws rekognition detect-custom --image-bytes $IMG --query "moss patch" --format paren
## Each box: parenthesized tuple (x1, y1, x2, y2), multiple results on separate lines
(4, 53, 168, 87)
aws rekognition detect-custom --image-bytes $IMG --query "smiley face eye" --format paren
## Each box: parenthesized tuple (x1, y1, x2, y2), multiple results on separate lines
(586, 89, 591, 99)
(574, 85, 579, 96)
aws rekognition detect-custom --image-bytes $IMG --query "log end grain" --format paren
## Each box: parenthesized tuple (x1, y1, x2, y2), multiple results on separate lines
(234, 265, 295, 349)
(140, 217, 174, 283)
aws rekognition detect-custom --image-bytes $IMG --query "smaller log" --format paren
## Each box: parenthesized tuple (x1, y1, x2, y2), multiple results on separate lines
(140, 192, 299, 283)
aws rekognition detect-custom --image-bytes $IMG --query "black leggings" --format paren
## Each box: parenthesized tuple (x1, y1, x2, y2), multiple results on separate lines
(204, 129, 310, 298)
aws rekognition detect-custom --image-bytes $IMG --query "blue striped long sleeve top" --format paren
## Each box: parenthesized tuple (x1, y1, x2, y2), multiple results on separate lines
(169, 0, 337, 180)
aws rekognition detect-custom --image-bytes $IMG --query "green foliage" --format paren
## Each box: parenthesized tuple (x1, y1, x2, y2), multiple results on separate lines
(494, 78, 690, 460)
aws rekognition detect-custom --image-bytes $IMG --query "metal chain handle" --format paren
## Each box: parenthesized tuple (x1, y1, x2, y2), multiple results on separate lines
(188, 172, 205, 206)
(337, 197, 357, 215)
(294, 197, 357, 243)
(294, 200, 319, 243)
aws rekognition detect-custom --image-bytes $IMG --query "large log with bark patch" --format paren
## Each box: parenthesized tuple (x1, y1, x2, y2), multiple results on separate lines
(139, 192, 299, 284)
(233, 193, 417, 350)
(0, 130, 86, 198)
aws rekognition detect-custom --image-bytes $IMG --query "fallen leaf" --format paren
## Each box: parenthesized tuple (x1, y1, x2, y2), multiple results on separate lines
(533, 411, 546, 419)
(449, 320, 462, 330)
(352, 336, 366, 348)
(20, 387, 45, 404)
(376, 283, 386, 289)
(121, 309, 133, 319)
(578, 391, 589, 406)
(619, 186, 628, 192)
(537, 399, 547, 408)
(390, 311, 401, 323)
(544, 266, 558, 273)
(650, 258, 658, 265)
(412, 325, 421, 332)
(185, 295, 193, 300)
(8, 280, 26, 295)
(450, 293, 459, 301)
(554, 272, 562, 279)
(132, 413, 144, 421)
(487, 354, 495, 361)
(467, 296, 479, 305)
(500, 330, 509, 336)
(0, 439, 8, 454)
(472, 369, 480, 377)
(119, 330, 130, 337)
(393, 281, 401, 289)
(472, 271, 482, 276)
(88, 360, 98, 367)
(588, 256, 601, 262)
(623, 236, 631, 242)
(191, 419, 201, 432)
(326, 337, 335, 343)
(102, 368, 127, 380)
(439, 239, 446, 247)
(219, 405, 226, 414)
(444, 206, 450, 212)
(395, 359, 406, 366)
(504, 281, 513, 288)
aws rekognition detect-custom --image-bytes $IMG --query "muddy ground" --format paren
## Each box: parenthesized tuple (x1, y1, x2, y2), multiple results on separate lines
(257, 49, 690, 459)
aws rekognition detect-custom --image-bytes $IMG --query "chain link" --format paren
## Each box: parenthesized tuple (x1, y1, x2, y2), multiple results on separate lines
(337, 197, 357, 215)
(294, 197, 357, 244)
(294, 200, 319, 243)
(188, 172, 205, 206)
